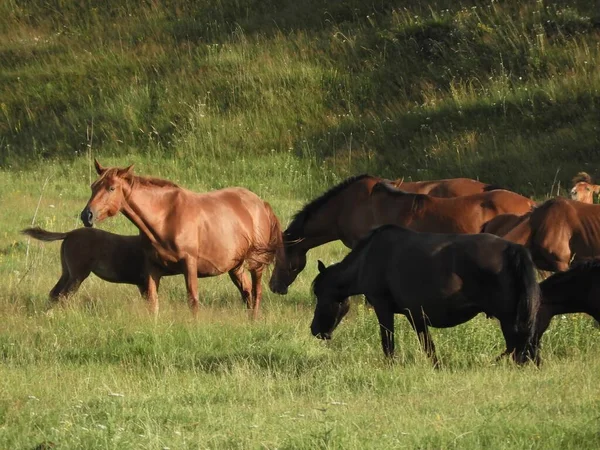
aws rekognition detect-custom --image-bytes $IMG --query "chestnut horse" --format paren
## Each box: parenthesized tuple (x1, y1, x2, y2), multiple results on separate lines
(81, 161, 283, 317)
(310, 225, 540, 366)
(498, 197, 600, 272)
(390, 177, 500, 197)
(369, 182, 535, 234)
(22, 227, 148, 300)
(570, 172, 600, 204)
(482, 213, 531, 238)
(269, 175, 518, 294)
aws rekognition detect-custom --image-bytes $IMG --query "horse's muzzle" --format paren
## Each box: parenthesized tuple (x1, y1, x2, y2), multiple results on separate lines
(80, 207, 94, 228)
(268, 279, 288, 295)
(311, 327, 331, 340)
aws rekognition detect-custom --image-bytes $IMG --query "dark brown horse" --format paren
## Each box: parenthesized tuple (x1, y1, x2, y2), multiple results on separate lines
(22, 227, 148, 300)
(310, 225, 540, 366)
(269, 174, 508, 294)
(369, 182, 535, 234)
(499, 197, 600, 272)
(570, 172, 600, 204)
(80, 161, 283, 318)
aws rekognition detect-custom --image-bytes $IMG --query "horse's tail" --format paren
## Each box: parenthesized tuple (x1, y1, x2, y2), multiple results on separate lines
(247, 201, 284, 269)
(21, 227, 68, 242)
(504, 244, 541, 362)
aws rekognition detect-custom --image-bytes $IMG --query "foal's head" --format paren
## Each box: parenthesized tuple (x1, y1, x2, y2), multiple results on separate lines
(310, 261, 350, 340)
(570, 172, 600, 204)
(81, 160, 134, 227)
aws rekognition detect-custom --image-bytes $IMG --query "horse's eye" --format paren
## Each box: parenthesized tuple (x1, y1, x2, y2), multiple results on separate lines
(108, 186, 116, 192)
(586, 187, 591, 192)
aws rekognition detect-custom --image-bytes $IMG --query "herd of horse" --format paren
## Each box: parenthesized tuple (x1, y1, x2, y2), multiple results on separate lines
(21, 162, 600, 366)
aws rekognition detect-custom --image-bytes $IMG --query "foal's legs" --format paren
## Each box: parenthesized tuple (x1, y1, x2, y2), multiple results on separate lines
(250, 266, 264, 320)
(407, 312, 438, 368)
(228, 265, 253, 309)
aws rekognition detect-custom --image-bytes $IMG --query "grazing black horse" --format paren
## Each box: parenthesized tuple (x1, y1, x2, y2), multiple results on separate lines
(536, 259, 600, 341)
(310, 225, 540, 366)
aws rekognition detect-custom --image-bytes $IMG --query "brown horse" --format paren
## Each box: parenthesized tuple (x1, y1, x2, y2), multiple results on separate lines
(369, 182, 535, 234)
(499, 197, 600, 272)
(269, 174, 506, 294)
(482, 213, 531, 238)
(310, 225, 540, 365)
(80, 161, 283, 317)
(22, 227, 148, 300)
(390, 177, 500, 197)
(570, 172, 600, 204)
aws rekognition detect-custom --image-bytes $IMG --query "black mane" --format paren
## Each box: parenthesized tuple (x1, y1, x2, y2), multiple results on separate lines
(285, 174, 373, 242)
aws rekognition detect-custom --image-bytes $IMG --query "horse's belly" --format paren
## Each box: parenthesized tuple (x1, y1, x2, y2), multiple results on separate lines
(405, 293, 481, 328)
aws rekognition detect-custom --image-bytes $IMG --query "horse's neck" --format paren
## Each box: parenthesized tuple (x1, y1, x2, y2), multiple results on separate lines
(326, 257, 364, 297)
(121, 185, 178, 245)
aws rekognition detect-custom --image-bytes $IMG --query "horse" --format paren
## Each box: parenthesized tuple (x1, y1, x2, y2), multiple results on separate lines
(269, 174, 508, 294)
(80, 160, 283, 318)
(310, 225, 540, 366)
(535, 259, 600, 345)
(369, 182, 535, 234)
(570, 172, 600, 204)
(390, 177, 501, 197)
(22, 227, 149, 301)
(499, 197, 600, 272)
(482, 213, 531, 238)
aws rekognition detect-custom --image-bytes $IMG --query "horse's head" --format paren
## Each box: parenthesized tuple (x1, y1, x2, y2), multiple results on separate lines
(310, 260, 350, 340)
(80, 159, 134, 227)
(570, 182, 598, 204)
(570, 172, 600, 204)
(268, 240, 307, 295)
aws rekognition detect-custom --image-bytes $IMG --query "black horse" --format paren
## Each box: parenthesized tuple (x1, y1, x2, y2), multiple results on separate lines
(310, 225, 541, 366)
(536, 259, 600, 342)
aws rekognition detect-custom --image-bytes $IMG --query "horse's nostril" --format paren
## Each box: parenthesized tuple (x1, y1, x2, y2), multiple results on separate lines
(88, 210, 93, 222)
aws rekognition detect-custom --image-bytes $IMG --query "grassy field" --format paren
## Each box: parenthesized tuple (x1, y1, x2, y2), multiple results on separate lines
(2, 0, 600, 448)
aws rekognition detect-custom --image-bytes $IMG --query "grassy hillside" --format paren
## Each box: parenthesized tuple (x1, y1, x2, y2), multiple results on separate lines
(2, 0, 600, 194)
(3, 2, 600, 448)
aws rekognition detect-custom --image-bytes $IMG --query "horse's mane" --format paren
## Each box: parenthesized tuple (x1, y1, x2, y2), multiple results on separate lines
(98, 168, 179, 189)
(572, 171, 593, 185)
(540, 258, 600, 289)
(132, 175, 179, 189)
(482, 184, 506, 192)
(285, 174, 373, 242)
(311, 224, 400, 296)
(372, 181, 428, 213)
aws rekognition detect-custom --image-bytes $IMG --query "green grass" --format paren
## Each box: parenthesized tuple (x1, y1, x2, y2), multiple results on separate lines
(2, 0, 600, 448)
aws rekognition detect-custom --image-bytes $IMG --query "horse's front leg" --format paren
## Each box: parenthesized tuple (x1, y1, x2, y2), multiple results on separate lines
(373, 302, 395, 357)
(184, 258, 199, 317)
(407, 313, 439, 368)
(145, 270, 161, 317)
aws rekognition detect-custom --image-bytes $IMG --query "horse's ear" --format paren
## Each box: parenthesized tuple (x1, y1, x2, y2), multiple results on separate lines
(94, 159, 106, 175)
(317, 260, 326, 273)
(119, 164, 135, 176)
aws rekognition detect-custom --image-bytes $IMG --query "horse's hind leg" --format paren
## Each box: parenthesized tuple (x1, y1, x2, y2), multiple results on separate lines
(49, 274, 70, 302)
(250, 266, 264, 320)
(228, 266, 253, 310)
(407, 313, 439, 368)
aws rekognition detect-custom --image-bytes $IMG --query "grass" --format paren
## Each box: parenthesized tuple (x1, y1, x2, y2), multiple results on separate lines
(2, 0, 600, 448)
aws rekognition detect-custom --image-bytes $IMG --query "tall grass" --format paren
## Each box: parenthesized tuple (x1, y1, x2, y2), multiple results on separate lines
(1, 0, 600, 192)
